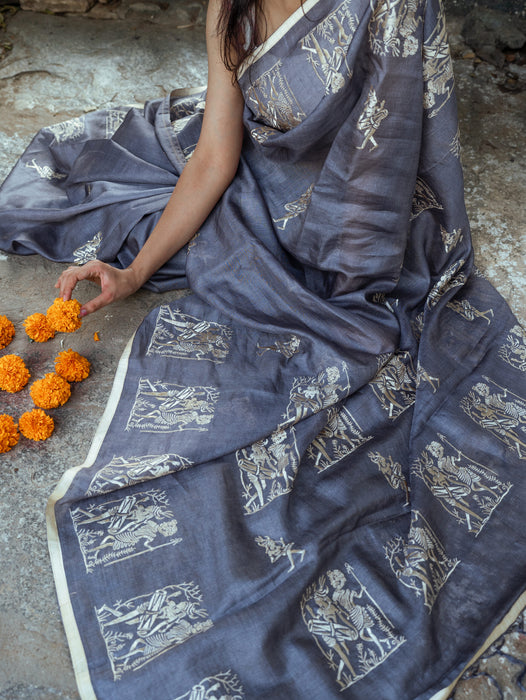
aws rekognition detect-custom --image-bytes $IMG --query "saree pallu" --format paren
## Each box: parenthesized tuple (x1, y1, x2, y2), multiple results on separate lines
(1, 0, 525, 697)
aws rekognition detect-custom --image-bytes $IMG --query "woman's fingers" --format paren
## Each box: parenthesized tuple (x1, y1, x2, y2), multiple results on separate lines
(55, 261, 103, 300)
(79, 289, 115, 317)
(55, 262, 142, 317)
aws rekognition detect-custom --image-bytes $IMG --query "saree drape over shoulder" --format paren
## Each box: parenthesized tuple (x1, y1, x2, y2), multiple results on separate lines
(1, 0, 525, 697)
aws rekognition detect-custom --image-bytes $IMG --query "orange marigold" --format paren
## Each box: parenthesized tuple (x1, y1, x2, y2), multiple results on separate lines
(0, 354, 31, 393)
(23, 312, 56, 342)
(0, 414, 19, 453)
(46, 297, 82, 333)
(0, 314, 15, 349)
(30, 372, 71, 409)
(54, 349, 91, 382)
(19, 409, 55, 441)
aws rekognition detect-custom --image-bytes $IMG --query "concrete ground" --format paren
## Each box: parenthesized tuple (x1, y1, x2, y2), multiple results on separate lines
(0, 3, 524, 699)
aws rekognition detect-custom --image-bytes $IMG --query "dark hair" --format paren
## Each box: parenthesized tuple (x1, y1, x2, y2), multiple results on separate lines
(217, 0, 265, 76)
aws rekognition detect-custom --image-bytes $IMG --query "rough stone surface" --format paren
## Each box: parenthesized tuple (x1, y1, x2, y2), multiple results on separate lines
(20, 0, 96, 13)
(446, 0, 526, 18)
(462, 7, 526, 66)
(0, 7, 524, 700)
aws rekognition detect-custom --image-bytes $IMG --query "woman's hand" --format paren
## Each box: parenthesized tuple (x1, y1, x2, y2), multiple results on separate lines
(55, 261, 142, 317)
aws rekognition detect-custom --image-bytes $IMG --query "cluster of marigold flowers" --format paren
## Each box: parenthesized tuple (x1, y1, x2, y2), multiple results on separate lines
(0, 297, 91, 454)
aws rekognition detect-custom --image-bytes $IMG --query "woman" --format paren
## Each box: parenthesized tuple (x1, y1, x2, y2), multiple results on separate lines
(0, 0, 525, 698)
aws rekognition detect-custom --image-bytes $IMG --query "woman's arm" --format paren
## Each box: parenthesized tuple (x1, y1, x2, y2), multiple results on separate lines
(56, 0, 244, 317)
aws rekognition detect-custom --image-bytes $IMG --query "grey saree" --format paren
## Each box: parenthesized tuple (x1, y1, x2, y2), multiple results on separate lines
(0, 0, 525, 698)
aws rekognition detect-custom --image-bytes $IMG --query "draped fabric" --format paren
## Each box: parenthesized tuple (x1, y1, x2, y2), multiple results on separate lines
(1, 0, 525, 698)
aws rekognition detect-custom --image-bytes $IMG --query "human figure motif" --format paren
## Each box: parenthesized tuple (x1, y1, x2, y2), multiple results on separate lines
(422, 5, 454, 117)
(273, 185, 314, 230)
(98, 585, 212, 674)
(255, 535, 305, 572)
(446, 298, 494, 324)
(499, 325, 526, 372)
(238, 429, 298, 513)
(284, 365, 349, 427)
(87, 453, 192, 496)
(385, 512, 459, 611)
(307, 405, 371, 472)
(463, 382, 526, 458)
(416, 361, 440, 393)
(130, 380, 217, 432)
(256, 334, 301, 358)
(368, 450, 410, 504)
(356, 88, 389, 151)
(327, 569, 385, 657)
(413, 436, 512, 533)
(25, 158, 66, 180)
(307, 590, 358, 683)
(370, 352, 416, 417)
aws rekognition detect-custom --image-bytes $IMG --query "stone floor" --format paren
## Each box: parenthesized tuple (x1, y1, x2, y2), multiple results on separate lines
(0, 3, 524, 699)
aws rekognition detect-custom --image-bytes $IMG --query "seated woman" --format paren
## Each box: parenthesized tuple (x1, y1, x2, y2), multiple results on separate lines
(0, 0, 525, 698)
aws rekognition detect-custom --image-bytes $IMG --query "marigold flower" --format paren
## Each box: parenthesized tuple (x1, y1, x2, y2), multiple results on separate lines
(23, 312, 56, 342)
(94, 332, 100, 342)
(18, 409, 55, 441)
(0, 414, 19, 453)
(30, 372, 71, 409)
(54, 349, 91, 382)
(0, 315, 15, 349)
(0, 354, 31, 393)
(46, 297, 82, 333)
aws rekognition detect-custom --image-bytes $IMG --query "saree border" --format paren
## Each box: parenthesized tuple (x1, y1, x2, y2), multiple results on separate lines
(237, 0, 323, 79)
(46, 332, 137, 700)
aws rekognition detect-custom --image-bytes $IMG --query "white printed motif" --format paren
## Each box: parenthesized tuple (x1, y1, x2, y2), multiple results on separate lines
(498, 324, 526, 372)
(412, 433, 513, 533)
(450, 126, 461, 158)
(416, 362, 440, 393)
(368, 451, 410, 505)
(368, 0, 422, 57)
(96, 583, 213, 680)
(300, 0, 359, 94)
(384, 510, 460, 612)
(301, 565, 405, 690)
(25, 159, 66, 181)
(250, 125, 276, 143)
(246, 60, 306, 131)
(410, 177, 443, 220)
(273, 184, 314, 230)
(105, 108, 129, 138)
(446, 298, 494, 325)
(461, 378, 526, 460)
(369, 352, 416, 419)
(256, 334, 301, 359)
(44, 116, 85, 144)
(280, 364, 351, 428)
(147, 306, 233, 363)
(173, 670, 245, 700)
(237, 427, 300, 515)
(411, 311, 425, 340)
(255, 535, 306, 572)
(306, 405, 372, 472)
(426, 259, 466, 309)
(70, 489, 181, 573)
(440, 225, 463, 253)
(127, 379, 219, 433)
(423, 3, 455, 117)
(86, 452, 193, 496)
(356, 88, 389, 151)
(171, 97, 206, 122)
(73, 231, 103, 265)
